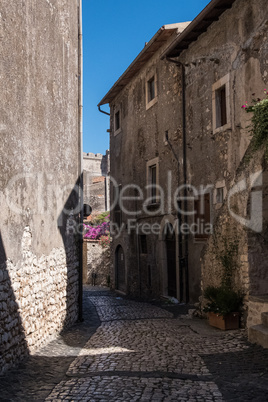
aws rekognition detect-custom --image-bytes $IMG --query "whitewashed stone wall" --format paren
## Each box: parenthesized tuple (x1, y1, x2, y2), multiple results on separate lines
(0, 226, 79, 374)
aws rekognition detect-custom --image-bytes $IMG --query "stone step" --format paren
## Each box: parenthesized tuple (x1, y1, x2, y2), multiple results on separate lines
(248, 324, 268, 349)
(247, 295, 268, 328)
(261, 312, 268, 328)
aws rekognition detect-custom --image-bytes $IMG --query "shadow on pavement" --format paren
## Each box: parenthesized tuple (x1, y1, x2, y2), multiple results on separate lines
(0, 288, 100, 401)
(202, 345, 268, 401)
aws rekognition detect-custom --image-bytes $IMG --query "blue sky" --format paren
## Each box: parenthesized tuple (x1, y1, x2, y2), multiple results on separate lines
(82, 0, 211, 155)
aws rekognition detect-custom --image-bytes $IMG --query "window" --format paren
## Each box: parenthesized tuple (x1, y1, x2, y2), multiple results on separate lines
(113, 184, 122, 227)
(139, 235, 147, 254)
(146, 157, 159, 204)
(216, 86, 227, 128)
(147, 77, 155, 102)
(146, 73, 158, 110)
(194, 193, 211, 241)
(114, 107, 121, 135)
(216, 187, 224, 204)
(212, 74, 231, 133)
(213, 180, 226, 208)
(115, 111, 120, 131)
(150, 164, 157, 203)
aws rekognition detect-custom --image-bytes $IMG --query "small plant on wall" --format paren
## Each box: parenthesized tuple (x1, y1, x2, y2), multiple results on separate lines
(242, 89, 268, 160)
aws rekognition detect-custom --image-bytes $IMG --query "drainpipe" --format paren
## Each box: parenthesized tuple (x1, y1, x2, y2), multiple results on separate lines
(78, 0, 83, 322)
(181, 63, 189, 303)
(164, 132, 184, 302)
(135, 185, 142, 297)
(165, 57, 189, 303)
(98, 105, 110, 116)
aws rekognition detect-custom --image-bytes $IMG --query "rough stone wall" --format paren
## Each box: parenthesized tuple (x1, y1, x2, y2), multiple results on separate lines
(0, 226, 78, 373)
(83, 240, 110, 287)
(83, 151, 110, 213)
(109, 30, 183, 299)
(109, 0, 268, 303)
(247, 296, 268, 327)
(200, 147, 268, 325)
(0, 0, 80, 373)
(177, 0, 268, 302)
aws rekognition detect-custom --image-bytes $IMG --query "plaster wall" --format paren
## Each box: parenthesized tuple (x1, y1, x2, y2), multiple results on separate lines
(0, 0, 80, 373)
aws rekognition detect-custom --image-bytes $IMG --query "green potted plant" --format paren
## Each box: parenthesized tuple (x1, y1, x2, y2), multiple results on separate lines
(203, 285, 244, 330)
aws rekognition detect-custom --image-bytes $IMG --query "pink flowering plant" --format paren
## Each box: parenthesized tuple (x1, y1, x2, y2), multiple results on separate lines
(83, 212, 110, 247)
(99, 234, 111, 248)
(242, 89, 268, 160)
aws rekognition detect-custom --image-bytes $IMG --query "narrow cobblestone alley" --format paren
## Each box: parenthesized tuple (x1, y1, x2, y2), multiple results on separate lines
(1, 287, 268, 401)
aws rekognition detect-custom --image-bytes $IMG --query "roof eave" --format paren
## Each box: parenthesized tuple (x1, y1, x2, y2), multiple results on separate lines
(98, 24, 189, 106)
(161, 0, 236, 59)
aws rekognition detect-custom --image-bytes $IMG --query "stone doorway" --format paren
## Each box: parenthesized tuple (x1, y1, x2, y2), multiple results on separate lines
(115, 245, 126, 293)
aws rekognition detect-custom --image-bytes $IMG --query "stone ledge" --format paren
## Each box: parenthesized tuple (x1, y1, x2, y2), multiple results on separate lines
(249, 294, 268, 303)
(248, 324, 268, 349)
(83, 239, 100, 243)
(261, 312, 268, 327)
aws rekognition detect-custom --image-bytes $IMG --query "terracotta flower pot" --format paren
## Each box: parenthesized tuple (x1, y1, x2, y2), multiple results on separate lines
(208, 311, 240, 330)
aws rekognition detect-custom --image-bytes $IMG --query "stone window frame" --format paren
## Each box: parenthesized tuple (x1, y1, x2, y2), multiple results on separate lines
(113, 105, 122, 136)
(212, 73, 232, 134)
(213, 180, 227, 210)
(146, 157, 160, 204)
(145, 71, 158, 110)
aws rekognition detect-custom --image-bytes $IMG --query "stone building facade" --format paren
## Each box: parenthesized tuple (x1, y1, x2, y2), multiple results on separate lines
(83, 151, 110, 215)
(163, 0, 268, 305)
(98, 0, 268, 313)
(0, 0, 82, 373)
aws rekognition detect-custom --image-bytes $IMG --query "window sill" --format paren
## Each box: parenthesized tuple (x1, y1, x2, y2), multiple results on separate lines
(213, 122, 232, 134)
(145, 202, 161, 210)
(194, 236, 209, 243)
(146, 96, 158, 110)
(114, 127, 122, 136)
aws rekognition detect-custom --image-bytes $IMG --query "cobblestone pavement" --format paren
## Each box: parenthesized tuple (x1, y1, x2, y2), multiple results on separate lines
(1, 287, 268, 401)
